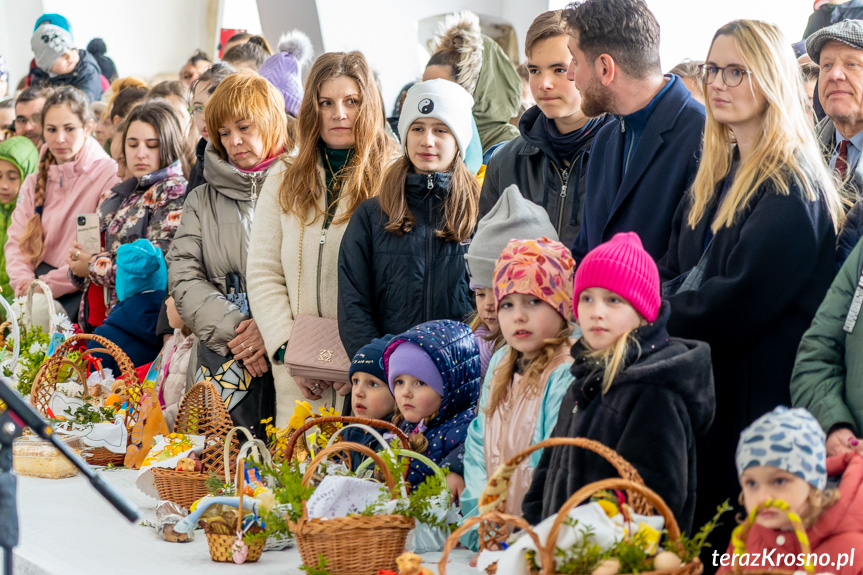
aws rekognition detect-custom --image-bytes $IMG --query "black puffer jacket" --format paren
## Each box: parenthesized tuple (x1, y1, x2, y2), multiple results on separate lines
(29, 49, 103, 102)
(522, 303, 715, 535)
(338, 171, 474, 358)
(479, 106, 613, 246)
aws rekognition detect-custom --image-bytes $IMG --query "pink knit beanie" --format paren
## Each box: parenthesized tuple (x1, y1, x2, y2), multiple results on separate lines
(573, 232, 660, 322)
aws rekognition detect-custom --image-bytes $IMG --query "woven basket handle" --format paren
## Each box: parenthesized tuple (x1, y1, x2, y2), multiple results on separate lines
(355, 447, 450, 503)
(478, 437, 649, 515)
(731, 499, 814, 574)
(541, 478, 678, 575)
(438, 511, 543, 575)
(25, 279, 58, 335)
(284, 415, 410, 458)
(223, 426, 256, 483)
(0, 296, 20, 373)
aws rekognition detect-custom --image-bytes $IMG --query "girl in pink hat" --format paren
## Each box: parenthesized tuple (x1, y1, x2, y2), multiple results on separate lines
(522, 232, 716, 536)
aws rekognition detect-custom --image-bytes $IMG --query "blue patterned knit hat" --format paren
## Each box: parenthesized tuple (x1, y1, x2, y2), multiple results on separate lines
(735, 406, 827, 490)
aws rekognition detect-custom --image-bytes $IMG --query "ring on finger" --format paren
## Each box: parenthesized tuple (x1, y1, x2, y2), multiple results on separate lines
(248, 345, 255, 354)
(241, 341, 246, 349)
(311, 382, 321, 392)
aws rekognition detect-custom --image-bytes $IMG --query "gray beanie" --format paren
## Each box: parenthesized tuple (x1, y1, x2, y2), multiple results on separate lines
(32, 23, 74, 71)
(464, 184, 558, 289)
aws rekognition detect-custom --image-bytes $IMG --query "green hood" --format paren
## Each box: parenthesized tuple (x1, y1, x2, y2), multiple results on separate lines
(0, 136, 39, 181)
(472, 35, 520, 151)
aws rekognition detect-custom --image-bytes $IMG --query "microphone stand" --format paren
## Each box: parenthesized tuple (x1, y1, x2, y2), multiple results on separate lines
(0, 376, 140, 575)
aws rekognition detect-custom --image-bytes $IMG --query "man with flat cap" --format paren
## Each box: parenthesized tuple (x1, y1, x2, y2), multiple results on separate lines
(808, 19, 863, 265)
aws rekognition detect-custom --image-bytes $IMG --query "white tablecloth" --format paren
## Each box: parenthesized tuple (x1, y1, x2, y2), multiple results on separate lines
(12, 469, 476, 575)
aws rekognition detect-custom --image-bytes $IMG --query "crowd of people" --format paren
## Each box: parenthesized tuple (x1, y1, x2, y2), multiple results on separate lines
(4, 0, 863, 571)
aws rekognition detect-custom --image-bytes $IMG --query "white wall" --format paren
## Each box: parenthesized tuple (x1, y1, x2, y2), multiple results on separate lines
(0, 0, 211, 93)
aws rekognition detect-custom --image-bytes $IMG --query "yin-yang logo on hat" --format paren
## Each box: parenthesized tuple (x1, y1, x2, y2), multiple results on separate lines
(419, 98, 434, 114)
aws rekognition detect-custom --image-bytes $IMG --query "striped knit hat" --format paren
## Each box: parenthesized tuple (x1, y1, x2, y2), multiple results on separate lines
(573, 232, 660, 322)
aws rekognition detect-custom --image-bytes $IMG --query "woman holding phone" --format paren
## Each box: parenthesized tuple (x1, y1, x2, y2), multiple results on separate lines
(67, 100, 188, 331)
(5, 87, 119, 322)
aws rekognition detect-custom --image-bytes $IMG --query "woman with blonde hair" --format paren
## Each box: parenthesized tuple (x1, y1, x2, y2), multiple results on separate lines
(167, 69, 289, 436)
(659, 19, 844, 550)
(247, 51, 395, 423)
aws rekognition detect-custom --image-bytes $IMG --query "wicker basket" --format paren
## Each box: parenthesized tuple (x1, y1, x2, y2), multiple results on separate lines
(30, 333, 142, 466)
(205, 531, 265, 563)
(729, 500, 813, 575)
(151, 381, 238, 509)
(469, 437, 651, 559)
(288, 441, 415, 574)
(282, 415, 411, 464)
(442, 478, 704, 575)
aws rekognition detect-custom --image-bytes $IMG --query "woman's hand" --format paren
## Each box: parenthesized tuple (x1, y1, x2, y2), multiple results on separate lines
(66, 241, 91, 277)
(826, 427, 862, 457)
(294, 376, 330, 400)
(228, 319, 268, 375)
(331, 380, 352, 396)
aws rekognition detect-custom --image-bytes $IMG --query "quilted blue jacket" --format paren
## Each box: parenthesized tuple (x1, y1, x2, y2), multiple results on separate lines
(383, 320, 481, 488)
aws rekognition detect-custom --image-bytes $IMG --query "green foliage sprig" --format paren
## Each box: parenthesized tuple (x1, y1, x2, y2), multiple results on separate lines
(299, 555, 333, 575)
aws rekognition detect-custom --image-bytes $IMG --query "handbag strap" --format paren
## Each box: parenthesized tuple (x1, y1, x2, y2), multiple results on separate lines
(296, 221, 304, 317)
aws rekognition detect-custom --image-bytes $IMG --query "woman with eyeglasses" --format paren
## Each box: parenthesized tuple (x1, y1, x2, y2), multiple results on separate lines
(186, 63, 235, 192)
(658, 19, 844, 549)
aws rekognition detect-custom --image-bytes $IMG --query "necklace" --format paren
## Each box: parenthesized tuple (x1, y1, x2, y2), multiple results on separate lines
(323, 149, 353, 192)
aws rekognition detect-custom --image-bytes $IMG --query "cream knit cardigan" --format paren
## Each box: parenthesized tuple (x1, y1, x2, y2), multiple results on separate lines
(247, 157, 350, 426)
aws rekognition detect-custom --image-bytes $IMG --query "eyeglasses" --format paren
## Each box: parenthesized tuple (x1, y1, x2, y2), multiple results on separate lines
(698, 64, 752, 88)
(187, 104, 205, 118)
(14, 113, 41, 127)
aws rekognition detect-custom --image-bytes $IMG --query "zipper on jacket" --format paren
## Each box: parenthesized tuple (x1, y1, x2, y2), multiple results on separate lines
(424, 190, 434, 321)
(550, 161, 571, 236)
(316, 227, 327, 317)
(427, 174, 434, 190)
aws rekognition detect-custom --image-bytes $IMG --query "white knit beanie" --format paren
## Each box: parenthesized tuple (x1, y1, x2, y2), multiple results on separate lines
(398, 79, 474, 157)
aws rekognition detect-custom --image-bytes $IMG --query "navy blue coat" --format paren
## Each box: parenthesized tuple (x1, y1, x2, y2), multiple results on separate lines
(382, 320, 480, 488)
(90, 290, 165, 374)
(571, 75, 705, 261)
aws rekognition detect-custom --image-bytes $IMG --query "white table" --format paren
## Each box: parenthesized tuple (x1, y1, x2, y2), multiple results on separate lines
(12, 469, 475, 575)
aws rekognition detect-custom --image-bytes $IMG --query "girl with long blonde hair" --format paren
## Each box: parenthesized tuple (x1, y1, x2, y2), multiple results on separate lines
(522, 232, 714, 538)
(659, 19, 843, 549)
(246, 51, 395, 423)
(337, 79, 479, 362)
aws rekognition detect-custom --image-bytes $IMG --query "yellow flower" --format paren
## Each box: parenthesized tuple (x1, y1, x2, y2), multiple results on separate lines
(597, 499, 619, 517)
(636, 522, 661, 554)
(289, 401, 313, 429)
(317, 406, 341, 417)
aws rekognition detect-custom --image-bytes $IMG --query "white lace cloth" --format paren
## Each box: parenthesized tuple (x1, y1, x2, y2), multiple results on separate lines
(305, 475, 387, 519)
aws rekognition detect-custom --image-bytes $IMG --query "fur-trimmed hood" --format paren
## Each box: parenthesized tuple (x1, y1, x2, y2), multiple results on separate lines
(428, 11, 521, 151)
(428, 10, 484, 96)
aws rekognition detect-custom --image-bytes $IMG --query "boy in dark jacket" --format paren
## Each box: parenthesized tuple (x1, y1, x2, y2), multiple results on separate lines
(90, 239, 166, 373)
(478, 10, 612, 246)
(342, 335, 397, 469)
(29, 14, 103, 102)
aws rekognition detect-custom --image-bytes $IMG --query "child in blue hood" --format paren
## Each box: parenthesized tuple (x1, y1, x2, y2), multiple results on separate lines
(383, 319, 481, 493)
(90, 239, 167, 373)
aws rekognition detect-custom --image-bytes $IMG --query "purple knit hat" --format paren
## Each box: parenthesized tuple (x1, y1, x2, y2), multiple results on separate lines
(386, 341, 445, 397)
(573, 232, 660, 322)
(258, 30, 312, 117)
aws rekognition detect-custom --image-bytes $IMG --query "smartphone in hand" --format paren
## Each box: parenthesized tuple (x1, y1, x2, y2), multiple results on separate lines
(76, 214, 100, 254)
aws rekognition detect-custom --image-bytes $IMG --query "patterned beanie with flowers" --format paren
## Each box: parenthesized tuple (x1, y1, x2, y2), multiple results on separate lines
(573, 232, 660, 322)
(493, 237, 576, 321)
